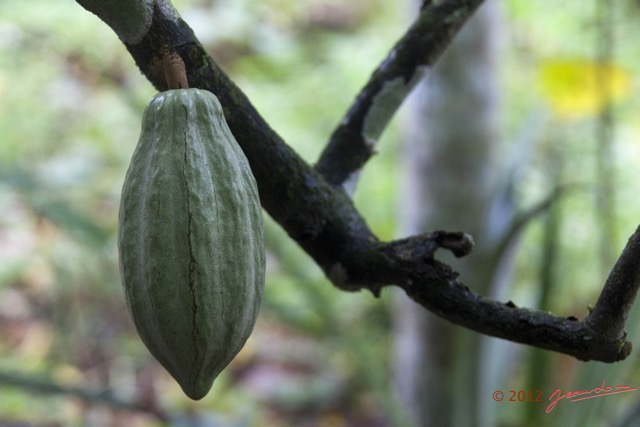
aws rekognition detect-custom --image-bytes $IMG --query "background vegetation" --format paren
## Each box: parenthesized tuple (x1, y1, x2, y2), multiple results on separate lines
(0, 0, 639, 426)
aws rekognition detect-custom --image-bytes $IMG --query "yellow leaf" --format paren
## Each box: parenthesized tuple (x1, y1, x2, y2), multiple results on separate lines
(539, 58, 631, 119)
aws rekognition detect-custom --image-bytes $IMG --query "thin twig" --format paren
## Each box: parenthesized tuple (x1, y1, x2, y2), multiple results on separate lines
(315, 0, 484, 192)
(493, 184, 580, 261)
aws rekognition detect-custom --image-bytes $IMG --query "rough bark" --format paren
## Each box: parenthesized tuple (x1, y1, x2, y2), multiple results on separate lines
(75, 0, 640, 363)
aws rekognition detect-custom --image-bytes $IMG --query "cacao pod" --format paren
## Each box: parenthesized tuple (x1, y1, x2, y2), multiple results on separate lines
(118, 89, 265, 400)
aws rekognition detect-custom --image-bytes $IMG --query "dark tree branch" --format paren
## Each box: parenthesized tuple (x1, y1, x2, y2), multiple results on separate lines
(337, 230, 636, 362)
(114, 0, 379, 287)
(586, 227, 640, 339)
(75, 0, 640, 362)
(315, 0, 484, 191)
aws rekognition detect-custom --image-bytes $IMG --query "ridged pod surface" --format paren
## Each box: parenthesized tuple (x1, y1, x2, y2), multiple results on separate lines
(118, 89, 265, 400)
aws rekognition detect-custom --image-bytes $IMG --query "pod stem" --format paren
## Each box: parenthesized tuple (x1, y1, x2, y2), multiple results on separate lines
(162, 50, 189, 89)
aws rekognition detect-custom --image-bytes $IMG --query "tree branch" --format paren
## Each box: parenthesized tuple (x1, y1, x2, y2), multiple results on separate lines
(586, 226, 640, 339)
(493, 184, 580, 261)
(315, 0, 485, 192)
(75, 0, 640, 362)
(88, 0, 379, 286)
(350, 230, 638, 363)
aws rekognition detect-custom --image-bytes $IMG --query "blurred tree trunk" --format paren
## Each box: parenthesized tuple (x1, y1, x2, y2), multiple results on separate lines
(392, 2, 505, 426)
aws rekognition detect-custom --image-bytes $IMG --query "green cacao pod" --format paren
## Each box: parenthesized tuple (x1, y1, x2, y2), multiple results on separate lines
(118, 89, 265, 400)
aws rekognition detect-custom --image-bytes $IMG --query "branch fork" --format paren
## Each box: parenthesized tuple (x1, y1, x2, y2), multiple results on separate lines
(76, 0, 640, 363)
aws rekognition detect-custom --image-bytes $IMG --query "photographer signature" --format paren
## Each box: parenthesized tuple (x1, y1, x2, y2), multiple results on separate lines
(546, 380, 637, 413)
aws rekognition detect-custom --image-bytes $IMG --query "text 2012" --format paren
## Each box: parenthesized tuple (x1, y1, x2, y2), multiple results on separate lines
(492, 390, 543, 402)
(509, 390, 542, 402)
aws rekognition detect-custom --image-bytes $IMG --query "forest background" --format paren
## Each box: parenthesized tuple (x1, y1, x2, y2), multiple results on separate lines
(0, 0, 639, 426)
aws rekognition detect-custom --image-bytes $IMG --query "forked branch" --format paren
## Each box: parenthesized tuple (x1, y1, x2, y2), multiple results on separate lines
(76, 0, 640, 362)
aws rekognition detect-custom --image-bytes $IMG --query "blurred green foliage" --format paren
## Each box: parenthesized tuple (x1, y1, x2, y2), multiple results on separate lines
(0, 0, 640, 426)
